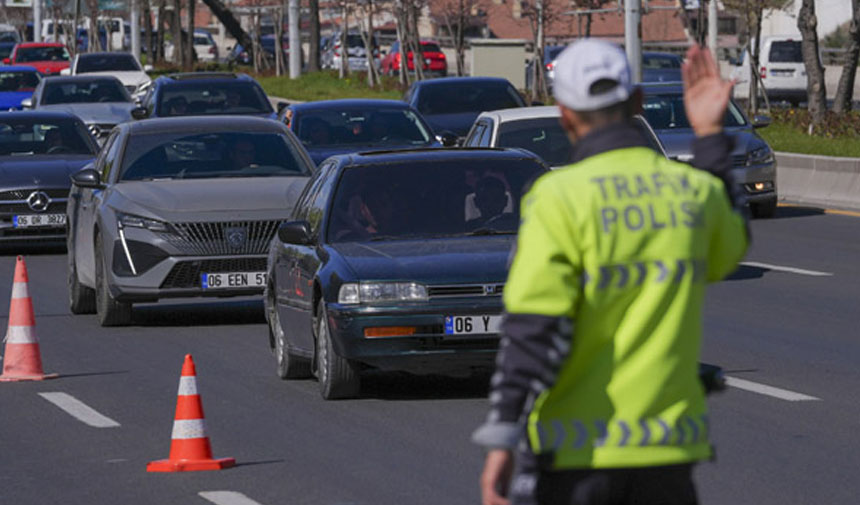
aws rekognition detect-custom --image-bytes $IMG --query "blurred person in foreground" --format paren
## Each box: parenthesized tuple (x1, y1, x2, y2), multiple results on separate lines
(472, 41, 748, 505)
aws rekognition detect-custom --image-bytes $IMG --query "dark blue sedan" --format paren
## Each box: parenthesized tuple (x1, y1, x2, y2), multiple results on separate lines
(0, 66, 40, 111)
(264, 148, 548, 399)
(134, 72, 276, 120)
(279, 99, 439, 166)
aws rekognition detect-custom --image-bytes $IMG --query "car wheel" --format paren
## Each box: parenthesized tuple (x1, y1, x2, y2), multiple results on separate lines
(750, 198, 777, 219)
(269, 289, 312, 379)
(68, 237, 96, 314)
(316, 300, 359, 400)
(94, 234, 133, 327)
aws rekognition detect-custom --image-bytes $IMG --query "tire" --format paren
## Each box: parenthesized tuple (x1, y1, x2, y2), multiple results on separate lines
(94, 234, 133, 327)
(750, 198, 777, 219)
(269, 289, 312, 379)
(316, 300, 359, 400)
(67, 237, 96, 314)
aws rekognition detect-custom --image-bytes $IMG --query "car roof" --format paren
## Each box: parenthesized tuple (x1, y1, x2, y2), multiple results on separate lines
(15, 42, 64, 48)
(412, 76, 513, 87)
(42, 75, 123, 84)
(124, 115, 286, 135)
(477, 106, 559, 122)
(639, 82, 683, 94)
(0, 65, 39, 72)
(334, 147, 545, 167)
(0, 110, 82, 121)
(292, 99, 412, 111)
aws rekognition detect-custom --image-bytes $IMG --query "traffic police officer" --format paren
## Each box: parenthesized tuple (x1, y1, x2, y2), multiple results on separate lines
(472, 41, 748, 505)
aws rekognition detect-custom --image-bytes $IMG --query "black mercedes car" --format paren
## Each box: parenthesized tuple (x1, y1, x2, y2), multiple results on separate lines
(265, 148, 548, 399)
(0, 111, 98, 242)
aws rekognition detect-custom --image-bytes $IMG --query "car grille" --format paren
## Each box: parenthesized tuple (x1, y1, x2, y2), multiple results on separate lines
(0, 188, 68, 215)
(156, 220, 282, 256)
(0, 188, 68, 201)
(160, 257, 268, 289)
(427, 283, 504, 298)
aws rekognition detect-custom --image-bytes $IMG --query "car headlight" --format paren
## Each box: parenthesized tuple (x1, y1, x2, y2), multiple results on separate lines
(117, 212, 171, 233)
(747, 146, 774, 166)
(338, 282, 428, 304)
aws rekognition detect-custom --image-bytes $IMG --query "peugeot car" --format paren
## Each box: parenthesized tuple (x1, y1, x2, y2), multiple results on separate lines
(265, 148, 547, 399)
(67, 116, 315, 326)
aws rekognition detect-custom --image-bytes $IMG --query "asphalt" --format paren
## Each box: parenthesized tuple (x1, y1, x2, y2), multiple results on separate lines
(1, 205, 858, 505)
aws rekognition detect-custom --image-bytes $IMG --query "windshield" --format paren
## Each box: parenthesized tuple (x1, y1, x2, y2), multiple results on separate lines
(41, 79, 130, 104)
(157, 82, 273, 116)
(643, 54, 681, 69)
(0, 32, 18, 43)
(328, 159, 545, 242)
(119, 131, 310, 181)
(416, 82, 523, 115)
(0, 119, 95, 156)
(421, 42, 442, 53)
(295, 107, 433, 148)
(643, 94, 746, 129)
(496, 118, 572, 166)
(0, 71, 40, 92)
(769, 41, 802, 63)
(77, 54, 141, 73)
(17, 46, 70, 63)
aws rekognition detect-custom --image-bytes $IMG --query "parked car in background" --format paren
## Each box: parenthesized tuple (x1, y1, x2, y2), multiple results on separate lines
(0, 24, 20, 43)
(640, 82, 777, 218)
(322, 32, 379, 72)
(66, 116, 315, 326)
(642, 52, 683, 82)
(280, 99, 438, 165)
(0, 111, 98, 242)
(404, 77, 526, 139)
(3, 42, 71, 76)
(380, 40, 447, 77)
(731, 36, 808, 107)
(0, 66, 41, 111)
(62, 52, 152, 97)
(136, 72, 275, 120)
(26, 75, 136, 143)
(525, 44, 565, 91)
(464, 106, 665, 168)
(165, 29, 220, 62)
(265, 148, 548, 398)
(227, 35, 301, 67)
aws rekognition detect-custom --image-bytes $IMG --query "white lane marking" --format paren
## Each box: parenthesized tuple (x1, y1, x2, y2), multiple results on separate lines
(199, 491, 265, 505)
(725, 377, 821, 402)
(38, 392, 121, 428)
(740, 261, 833, 277)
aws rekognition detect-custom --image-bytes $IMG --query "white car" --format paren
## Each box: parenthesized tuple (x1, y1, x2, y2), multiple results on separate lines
(61, 52, 152, 97)
(165, 30, 219, 62)
(463, 106, 666, 169)
(730, 36, 808, 107)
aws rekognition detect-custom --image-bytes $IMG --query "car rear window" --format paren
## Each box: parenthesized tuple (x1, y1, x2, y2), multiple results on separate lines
(327, 158, 545, 242)
(295, 107, 432, 148)
(769, 41, 803, 63)
(643, 54, 681, 69)
(643, 94, 746, 129)
(0, 119, 95, 155)
(158, 82, 273, 116)
(416, 82, 523, 115)
(497, 118, 572, 166)
(421, 43, 442, 53)
(120, 131, 310, 181)
(77, 54, 141, 73)
(17, 46, 70, 63)
(41, 79, 129, 104)
(0, 71, 39, 91)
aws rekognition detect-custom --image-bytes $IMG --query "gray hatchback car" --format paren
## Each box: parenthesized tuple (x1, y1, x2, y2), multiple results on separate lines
(67, 116, 315, 326)
(641, 82, 777, 218)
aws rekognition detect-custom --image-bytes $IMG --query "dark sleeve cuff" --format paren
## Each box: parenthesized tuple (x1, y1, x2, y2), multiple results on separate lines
(692, 133, 734, 174)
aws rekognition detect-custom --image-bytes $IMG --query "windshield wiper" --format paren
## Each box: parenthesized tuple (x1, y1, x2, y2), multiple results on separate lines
(465, 228, 516, 236)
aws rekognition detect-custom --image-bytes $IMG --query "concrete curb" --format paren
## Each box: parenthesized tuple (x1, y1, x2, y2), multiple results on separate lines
(776, 152, 860, 211)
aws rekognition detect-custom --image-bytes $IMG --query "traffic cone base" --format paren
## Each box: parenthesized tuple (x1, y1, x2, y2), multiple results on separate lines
(0, 371, 59, 382)
(146, 456, 235, 472)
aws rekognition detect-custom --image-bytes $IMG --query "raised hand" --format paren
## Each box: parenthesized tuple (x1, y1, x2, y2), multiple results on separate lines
(682, 45, 735, 137)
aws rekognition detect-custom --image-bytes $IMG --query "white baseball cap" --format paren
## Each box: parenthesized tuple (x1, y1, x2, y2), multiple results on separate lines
(552, 39, 634, 111)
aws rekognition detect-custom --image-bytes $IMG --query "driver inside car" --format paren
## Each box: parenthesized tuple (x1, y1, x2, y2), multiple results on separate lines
(466, 176, 511, 230)
(43, 128, 66, 154)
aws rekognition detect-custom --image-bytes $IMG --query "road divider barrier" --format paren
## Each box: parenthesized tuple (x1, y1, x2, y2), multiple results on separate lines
(147, 354, 235, 472)
(776, 152, 860, 211)
(0, 256, 58, 382)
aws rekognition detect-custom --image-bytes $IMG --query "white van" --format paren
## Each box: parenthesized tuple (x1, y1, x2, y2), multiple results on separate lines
(731, 36, 808, 106)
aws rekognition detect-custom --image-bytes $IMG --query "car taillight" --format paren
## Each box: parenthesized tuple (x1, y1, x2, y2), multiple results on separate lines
(209, 46, 216, 54)
(545, 61, 555, 71)
(760, 66, 766, 79)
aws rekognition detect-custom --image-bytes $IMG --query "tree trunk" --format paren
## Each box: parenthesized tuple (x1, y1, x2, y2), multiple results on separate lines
(361, 0, 378, 87)
(185, 0, 195, 70)
(585, 12, 592, 37)
(308, 0, 321, 72)
(144, 0, 154, 63)
(395, 6, 409, 85)
(339, 6, 349, 79)
(156, 0, 165, 63)
(455, 0, 465, 76)
(834, 0, 860, 113)
(198, 0, 253, 60)
(171, 0, 182, 65)
(798, 0, 827, 127)
(408, 1, 424, 81)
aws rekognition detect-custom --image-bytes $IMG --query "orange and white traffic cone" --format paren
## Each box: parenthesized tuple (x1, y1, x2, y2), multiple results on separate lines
(0, 256, 57, 382)
(147, 354, 235, 472)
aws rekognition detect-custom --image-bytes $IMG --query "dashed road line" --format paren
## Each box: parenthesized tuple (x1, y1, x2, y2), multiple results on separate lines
(38, 392, 121, 428)
(725, 377, 821, 402)
(199, 491, 266, 505)
(740, 261, 833, 277)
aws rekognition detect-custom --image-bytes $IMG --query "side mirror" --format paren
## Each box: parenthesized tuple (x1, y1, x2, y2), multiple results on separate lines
(71, 167, 104, 189)
(752, 115, 771, 129)
(130, 107, 149, 120)
(276, 101, 289, 113)
(278, 220, 312, 245)
(438, 131, 459, 147)
(20, 97, 32, 109)
(143, 64, 153, 72)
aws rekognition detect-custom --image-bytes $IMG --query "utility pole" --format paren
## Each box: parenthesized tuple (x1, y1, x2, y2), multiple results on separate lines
(131, 0, 141, 61)
(33, 0, 42, 42)
(624, 0, 641, 83)
(707, 0, 718, 61)
(288, 0, 300, 78)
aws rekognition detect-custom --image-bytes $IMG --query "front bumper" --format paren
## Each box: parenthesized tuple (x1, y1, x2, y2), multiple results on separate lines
(733, 159, 777, 204)
(325, 299, 503, 375)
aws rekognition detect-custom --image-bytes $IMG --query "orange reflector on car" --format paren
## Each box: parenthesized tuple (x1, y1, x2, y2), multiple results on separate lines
(364, 326, 417, 338)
